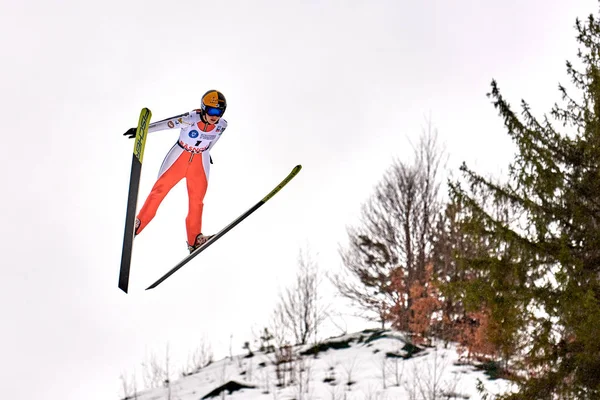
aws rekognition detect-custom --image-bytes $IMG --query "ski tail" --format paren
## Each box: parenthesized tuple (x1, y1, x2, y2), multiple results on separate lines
(119, 108, 152, 293)
(145, 164, 302, 290)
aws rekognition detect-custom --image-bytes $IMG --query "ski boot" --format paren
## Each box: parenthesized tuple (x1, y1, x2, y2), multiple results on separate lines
(187, 233, 214, 254)
(134, 218, 141, 236)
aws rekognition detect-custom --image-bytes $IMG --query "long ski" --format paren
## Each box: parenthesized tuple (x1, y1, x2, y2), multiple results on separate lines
(119, 108, 152, 293)
(146, 164, 302, 290)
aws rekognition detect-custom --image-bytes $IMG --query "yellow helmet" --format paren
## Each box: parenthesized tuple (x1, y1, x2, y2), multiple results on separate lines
(201, 90, 227, 117)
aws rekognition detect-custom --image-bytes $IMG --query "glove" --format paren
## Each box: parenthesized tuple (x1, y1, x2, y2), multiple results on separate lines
(123, 127, 137, 139)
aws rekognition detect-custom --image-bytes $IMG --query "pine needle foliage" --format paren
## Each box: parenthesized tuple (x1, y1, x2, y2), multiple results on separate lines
(449, 10, 600, 399)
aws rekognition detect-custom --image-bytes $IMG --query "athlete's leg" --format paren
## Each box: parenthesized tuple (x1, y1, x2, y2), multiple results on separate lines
(184, 152, 210, 245)
(136, 145, 187, 234)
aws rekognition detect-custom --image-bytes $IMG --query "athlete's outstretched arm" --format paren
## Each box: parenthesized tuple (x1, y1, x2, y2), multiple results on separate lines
(148, 112, 192, 133)
(123, 112, 193, 138)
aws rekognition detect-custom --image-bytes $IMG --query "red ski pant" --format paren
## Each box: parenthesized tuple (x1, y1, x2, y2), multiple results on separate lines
(136, 147, 209, 246)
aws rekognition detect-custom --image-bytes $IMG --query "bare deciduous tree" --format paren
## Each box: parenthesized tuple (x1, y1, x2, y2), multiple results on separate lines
(333, 123, 445, 328)
(274, 344, 293, 388)
(119, 370, 138, 400)
(181, 335, 214, 376)
(403, 348, 461, 400)
(142, 353, 163, 390)
(141, 344, 173, 396)
(276, 247, 328, 346)
(294, 356, 314, 400)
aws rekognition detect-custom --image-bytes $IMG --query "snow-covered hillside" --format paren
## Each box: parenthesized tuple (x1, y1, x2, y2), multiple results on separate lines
(128, 329, 513, 400)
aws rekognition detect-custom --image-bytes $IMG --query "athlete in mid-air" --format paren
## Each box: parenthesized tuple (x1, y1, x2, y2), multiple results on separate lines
(124, 90, 227, 253)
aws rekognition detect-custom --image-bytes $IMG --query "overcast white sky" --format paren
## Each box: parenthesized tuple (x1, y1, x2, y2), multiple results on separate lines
(0, 0, 596, 399)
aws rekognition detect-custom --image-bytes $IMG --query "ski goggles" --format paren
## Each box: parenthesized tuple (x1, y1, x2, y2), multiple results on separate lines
(204, 106, 225, 117)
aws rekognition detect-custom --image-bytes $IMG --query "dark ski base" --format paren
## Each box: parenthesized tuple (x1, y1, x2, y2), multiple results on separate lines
(146, 164, 302, 290)
(119, 108, 152, 293)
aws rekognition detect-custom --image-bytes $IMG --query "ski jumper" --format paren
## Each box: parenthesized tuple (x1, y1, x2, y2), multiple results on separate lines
(135, 110, 227, 246)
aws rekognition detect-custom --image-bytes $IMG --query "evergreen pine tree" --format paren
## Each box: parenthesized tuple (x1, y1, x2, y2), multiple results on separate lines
(450, 10, 600, 399)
